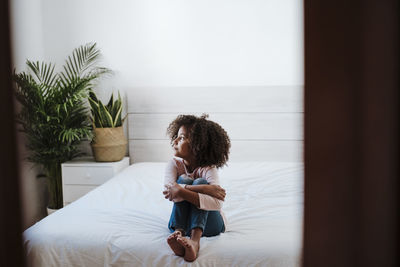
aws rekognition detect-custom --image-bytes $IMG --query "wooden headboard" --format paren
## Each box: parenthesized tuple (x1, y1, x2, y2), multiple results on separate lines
(126, 86, 303, 163)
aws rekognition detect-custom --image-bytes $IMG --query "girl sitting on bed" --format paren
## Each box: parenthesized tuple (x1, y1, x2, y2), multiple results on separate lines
(163, 114, 230, 262)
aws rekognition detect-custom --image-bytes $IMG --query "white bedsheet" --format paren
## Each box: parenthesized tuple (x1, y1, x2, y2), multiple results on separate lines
(24, 162, 304, 267)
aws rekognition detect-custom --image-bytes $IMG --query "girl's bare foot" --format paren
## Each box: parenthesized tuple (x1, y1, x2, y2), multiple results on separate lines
(176, 237, 200, 262)
(167, 231, 185, 256)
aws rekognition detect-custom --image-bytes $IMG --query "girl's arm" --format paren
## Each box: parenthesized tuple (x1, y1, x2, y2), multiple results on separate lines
(191, 167, 226, 201)
(163, 164, 225, 210)
(184, 184, 226, 201)
(164, 159, 178, 186)
(163, 183, 225, 207)
(191, 168, 225, 211)
(163, 182, 224, 210)
(163, 183, 200, 207)
(163, 159, 185, 202)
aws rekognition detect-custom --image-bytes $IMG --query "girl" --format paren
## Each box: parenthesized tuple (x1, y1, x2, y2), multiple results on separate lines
(163, 114, 230, 262)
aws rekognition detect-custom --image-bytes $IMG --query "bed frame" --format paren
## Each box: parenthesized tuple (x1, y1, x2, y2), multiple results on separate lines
(125, 85, 303, 163)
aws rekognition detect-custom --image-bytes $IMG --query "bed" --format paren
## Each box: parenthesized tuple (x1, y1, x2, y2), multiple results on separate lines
(23, 161, 303, 266)
(24, 84, 304, 266)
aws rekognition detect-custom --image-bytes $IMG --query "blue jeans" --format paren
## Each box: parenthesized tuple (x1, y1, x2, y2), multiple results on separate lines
(168, 176, 225, 237)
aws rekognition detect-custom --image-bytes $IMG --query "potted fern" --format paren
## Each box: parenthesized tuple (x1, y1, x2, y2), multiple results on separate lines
(88, 91, 127, 162)
(13, 43, 109, 210)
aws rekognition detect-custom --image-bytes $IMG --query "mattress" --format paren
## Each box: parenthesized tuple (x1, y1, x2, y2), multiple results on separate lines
(24, 162, 304, 267)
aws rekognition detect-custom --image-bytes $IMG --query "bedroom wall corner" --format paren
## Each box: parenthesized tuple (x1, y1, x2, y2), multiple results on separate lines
(10, 0, 48, 229)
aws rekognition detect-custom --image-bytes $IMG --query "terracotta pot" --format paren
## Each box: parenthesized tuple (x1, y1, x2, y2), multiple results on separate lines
(91, 127, 127, 162)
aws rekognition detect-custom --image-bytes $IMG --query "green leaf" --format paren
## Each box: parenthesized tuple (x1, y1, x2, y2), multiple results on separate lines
(88, 90, 123, 128)
(106, 93, 114, 110)
(12, 43, 109, 168)
(113, 104, 123, 127)
(99, 102, 113, 127)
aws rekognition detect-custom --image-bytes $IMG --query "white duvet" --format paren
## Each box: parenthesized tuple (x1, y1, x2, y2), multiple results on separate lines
(24, 162, 304, 267)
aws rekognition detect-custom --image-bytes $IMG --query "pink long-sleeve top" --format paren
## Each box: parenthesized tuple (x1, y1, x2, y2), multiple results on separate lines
(164, 157, 227, 229)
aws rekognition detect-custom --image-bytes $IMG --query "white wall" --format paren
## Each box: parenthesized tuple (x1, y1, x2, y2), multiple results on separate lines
(10, 0, 48, 229)
(10, 0, 45, 70)
(41, 0, 303, 88)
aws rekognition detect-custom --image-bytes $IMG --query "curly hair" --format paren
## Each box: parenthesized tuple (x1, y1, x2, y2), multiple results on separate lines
(167, 114, 231, 168)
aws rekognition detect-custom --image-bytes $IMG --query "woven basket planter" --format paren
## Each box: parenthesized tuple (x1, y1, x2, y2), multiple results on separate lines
(91, 127, 127, 162)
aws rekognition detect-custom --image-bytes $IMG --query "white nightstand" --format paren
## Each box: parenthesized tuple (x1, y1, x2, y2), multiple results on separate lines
(61, 157, 129, 206)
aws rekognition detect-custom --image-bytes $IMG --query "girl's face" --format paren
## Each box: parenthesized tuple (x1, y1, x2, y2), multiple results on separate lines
(172, 126, 192, 160)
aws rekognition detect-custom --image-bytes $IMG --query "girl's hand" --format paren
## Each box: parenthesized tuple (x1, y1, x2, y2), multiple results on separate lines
(163, 183, 181, 201)
(203, 185, 226, 201)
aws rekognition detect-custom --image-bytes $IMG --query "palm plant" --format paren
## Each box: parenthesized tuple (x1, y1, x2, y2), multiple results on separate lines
(14, 43, 110, 209)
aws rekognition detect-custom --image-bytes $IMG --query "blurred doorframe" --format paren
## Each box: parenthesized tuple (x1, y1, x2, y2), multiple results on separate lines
(0, 0, 25, 266)
(303, 0, 399, 266)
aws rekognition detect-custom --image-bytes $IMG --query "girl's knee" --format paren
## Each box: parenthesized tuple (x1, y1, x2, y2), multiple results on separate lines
(193, 178, 208, 185)
(177, 175, 193, 185)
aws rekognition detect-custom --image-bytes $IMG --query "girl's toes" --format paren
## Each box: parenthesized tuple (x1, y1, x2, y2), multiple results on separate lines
(177, 237, 188, 247)
(172, 231, 181, 238)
